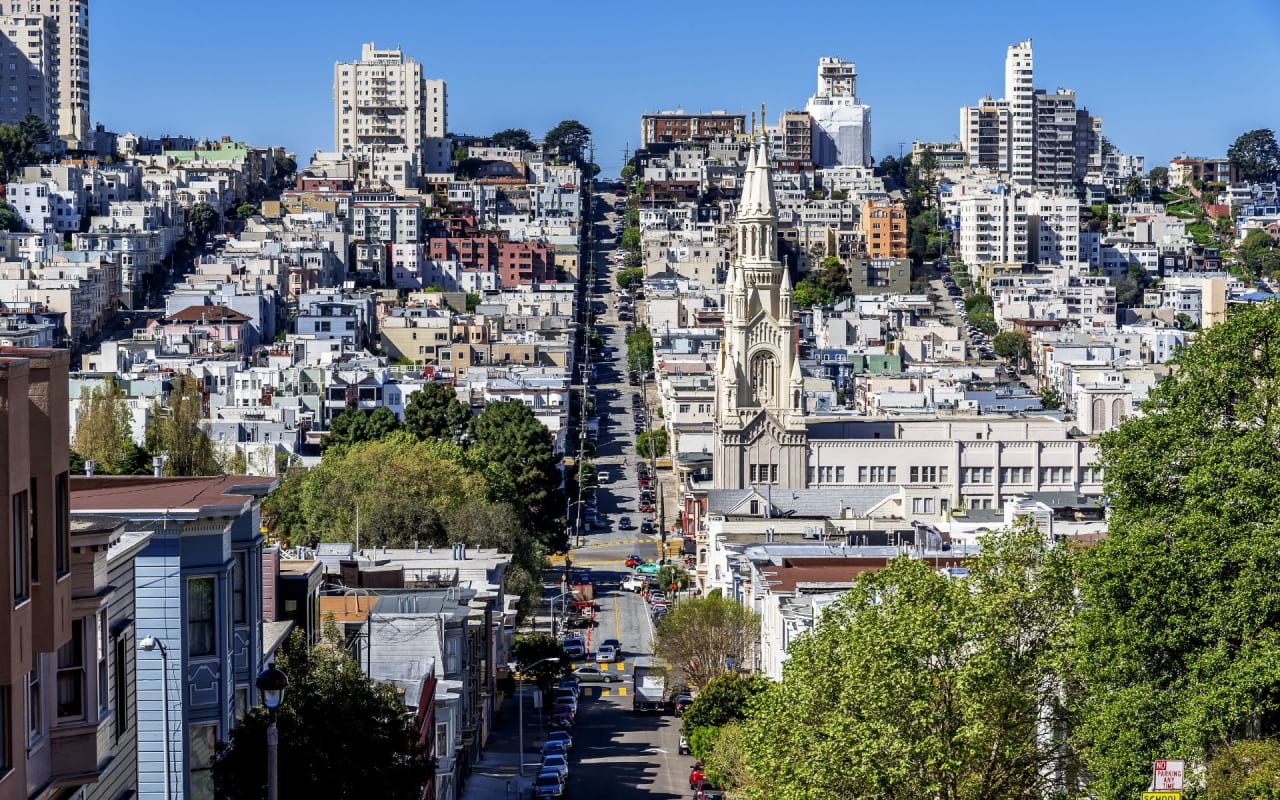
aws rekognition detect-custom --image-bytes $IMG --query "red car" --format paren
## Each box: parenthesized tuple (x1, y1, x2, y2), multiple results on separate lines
(639, 503, 654, 513)
(689, 765, 706, 789)
(625, 554, 643, 568)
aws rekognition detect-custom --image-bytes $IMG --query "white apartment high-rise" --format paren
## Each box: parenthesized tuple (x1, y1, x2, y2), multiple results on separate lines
(1004, 39, 1034, 185)
(0, 15, 56, 131)
(0, 0, 90, 147)
(805, 56, 872, 168)
(333, 42, 449, 187)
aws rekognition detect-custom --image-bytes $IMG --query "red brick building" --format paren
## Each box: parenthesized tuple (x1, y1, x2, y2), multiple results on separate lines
(427, 236, 557, 287)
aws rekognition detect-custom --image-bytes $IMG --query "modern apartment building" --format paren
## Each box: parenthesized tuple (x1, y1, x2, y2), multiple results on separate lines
(639, 110, 745, 147)
(0, 347, 74, 800)
(0, 1, 90, 148)
(333, 43, 449, 186)
(805, 56, 872, 168)
(960, 98, 1011, 174)
(860, 199, 907, 259)
(779, 111, 812, 165)
(0, 16, 56, 133)
(955, 190, 1029, 266)
(1004, 39, 1034, 185)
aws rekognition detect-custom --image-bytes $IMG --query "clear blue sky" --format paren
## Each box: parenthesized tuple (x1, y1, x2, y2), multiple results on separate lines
(94, 0, 1280, 176)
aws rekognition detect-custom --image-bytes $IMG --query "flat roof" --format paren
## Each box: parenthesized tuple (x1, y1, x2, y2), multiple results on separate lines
(71, 475, 279, 520)
(319, 594, 381, 624)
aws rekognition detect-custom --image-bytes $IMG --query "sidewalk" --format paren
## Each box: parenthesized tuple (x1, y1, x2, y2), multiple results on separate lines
(460, 690, 536, 800)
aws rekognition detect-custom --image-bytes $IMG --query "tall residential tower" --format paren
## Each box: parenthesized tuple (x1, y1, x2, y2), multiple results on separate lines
(804, 56, 872, 168)
(0, 0, 90, 148)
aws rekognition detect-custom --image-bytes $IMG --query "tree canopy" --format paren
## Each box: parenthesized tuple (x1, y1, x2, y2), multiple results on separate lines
(213, 628, 431, 800)
(1239, 229, 1280, 278)
(468, 400, 565, 550)
(491, 128, 535, 151)
(1228, 129, 1280, 184)
(1074, 301, 1280, 798)
(147, 375, 222, 476)
(73, 379, 136, 475)
(402, 383, 471, 442)
(188, 201, 219, 242)
(626, 324, 654, 372)
(652, 591, 758, 690)
(738, 522, 1077, 800)
(544, 120, 591, 165)
(992, 330, 1030, 363)
(324, 405, 402, 452)
(0, 113, 52, 181)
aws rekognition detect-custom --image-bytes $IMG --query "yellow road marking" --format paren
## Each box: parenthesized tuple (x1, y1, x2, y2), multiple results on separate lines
(617, 687, 628, 696)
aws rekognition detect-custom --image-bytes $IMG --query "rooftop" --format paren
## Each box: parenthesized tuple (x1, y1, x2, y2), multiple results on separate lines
(71, 475, 278, 519)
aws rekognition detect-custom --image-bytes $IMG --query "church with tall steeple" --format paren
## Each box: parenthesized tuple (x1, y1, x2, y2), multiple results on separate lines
(713, 122, 809, 490)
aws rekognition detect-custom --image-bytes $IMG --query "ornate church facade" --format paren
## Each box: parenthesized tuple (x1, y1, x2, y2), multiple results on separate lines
(712, 131, 809, 490)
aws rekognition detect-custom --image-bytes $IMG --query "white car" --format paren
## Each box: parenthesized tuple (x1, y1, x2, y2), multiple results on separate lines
(596, 644, 617, 662)
(621, 575, 644, 592)
(541, 754, 570, 782)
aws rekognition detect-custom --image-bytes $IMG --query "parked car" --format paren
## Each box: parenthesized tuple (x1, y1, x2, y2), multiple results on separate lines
(640, 518, 654, 534)
(541, 754, 570, 782)
(673, 694, 694, 715)
(540, 740, 570, 759)
(561, 636, 587, 659)
(571, 665, 617, 683)
(601, 638, 621, 652)
(533, 771, 565, 799)
(545, 729, 573, 751)
(621, 575, 645, 592)
(679, 732, 691, 755)
(690, 764, 706, 789)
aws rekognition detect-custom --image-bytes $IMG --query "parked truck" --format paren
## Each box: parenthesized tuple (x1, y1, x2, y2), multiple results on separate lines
(632, 657, 667, 712)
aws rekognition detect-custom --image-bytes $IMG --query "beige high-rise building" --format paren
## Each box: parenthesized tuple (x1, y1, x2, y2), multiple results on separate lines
(1004, 39, 1034, 186)
(333, 42, 449, 187)
(0, 0, 90, 147)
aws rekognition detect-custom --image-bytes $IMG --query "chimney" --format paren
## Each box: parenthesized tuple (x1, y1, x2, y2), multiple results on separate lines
(152, 456, 164, 477)
(414, 540, 419, 552)
(85, 459, 95, 477)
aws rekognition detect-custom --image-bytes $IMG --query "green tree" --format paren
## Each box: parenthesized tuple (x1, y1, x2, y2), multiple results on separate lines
(1038, 385, 1062, 410)
(0, 201, 24, 232)
(511, 633, 570, 687)
(1111, 262, 1151, 306)
(1239, 229, 1280, 277)
(626, 325, 654, 372)
(1149, 166, 1169, 191)
(1206, 739, 1280, 800)
(620, 226, 641, 252)
(323, 405, 402, 452)
(620, 164, 635, 181)
(188, 201, 219, 242)
(213, 628, 430, 800)
(147, 375, 221, 476)
(682, 673, 768, 733)
(616, 267, 644, 289)
(73, 379, 136, 474)
(544, 120, 591, 165)
(0, 122, 33, 180)
(812, 256, 849, 298)
(636, 429, 667, 458)
(652, 592, 758, 690)
(1228, 128, 1280, 184)
(702, 721, 756, 794)
(235, 201, 260, 220)
(992, 330, 1030, 364)
(491, 128, 535, 151)
(1124, 175, 1144, 199)
(1073, 301, 1280, 799)
(469, 400, 564, 548)
(403, 383, 470, 442)
(742, 522, 1077, 800)
(790, 278, 833, 308)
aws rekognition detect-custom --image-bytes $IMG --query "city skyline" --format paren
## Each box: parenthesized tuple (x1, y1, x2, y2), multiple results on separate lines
(94, 0, 1280, 174)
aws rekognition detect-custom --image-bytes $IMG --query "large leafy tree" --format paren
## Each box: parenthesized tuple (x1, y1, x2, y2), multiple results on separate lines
(213, 628, 431, 800)
(1206, 740, 1280, 800)
(992, 330, 1030, 365)
(1239, 229, 1280, 278)
(1149, 166, 1170, 191)
(403, 383, 470, 442)
(740, 523, 1078, 800)
(510, 633, 570, 688)
(73, 379, 136, 474)
(544, 120, 591, 165)
(469, 400, 564, 548)
(188, 201, 219, 242)
(682, 673, 768, 761)
(147, 375, 222, 476)
(1228, 129, 1280, 184)
(626, 324, 654, 372)
(323, 405, 401, 451)
(1074, 301, 1280, 799)
(652, 591, 758, 690)
(491, 128, 535, 151)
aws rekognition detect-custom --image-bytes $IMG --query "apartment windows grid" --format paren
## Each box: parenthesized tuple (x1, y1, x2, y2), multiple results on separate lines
(909, 466, 948, 483)
(56, 617, 85, 718)
(1000, 466, 1033, 484)
(188, 576, 216, 657)
(962, 467, 993, 484)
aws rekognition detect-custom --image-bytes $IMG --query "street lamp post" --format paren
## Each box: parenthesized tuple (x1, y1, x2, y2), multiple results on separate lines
(137, 637, 172, 800)
(512, 657, 561, 777)
(256, 663, 290, 800)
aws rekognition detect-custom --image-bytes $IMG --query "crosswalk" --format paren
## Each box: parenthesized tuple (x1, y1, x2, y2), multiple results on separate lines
(600, 687, 628, 696)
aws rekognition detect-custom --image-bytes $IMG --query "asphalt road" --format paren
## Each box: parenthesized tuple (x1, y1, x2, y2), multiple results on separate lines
(530, 191, 692, 799)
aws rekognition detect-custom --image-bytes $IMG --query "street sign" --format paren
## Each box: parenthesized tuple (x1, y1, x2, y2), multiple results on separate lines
(1152, 760, 1185, 792)
(1141, 793, 1180, 800)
